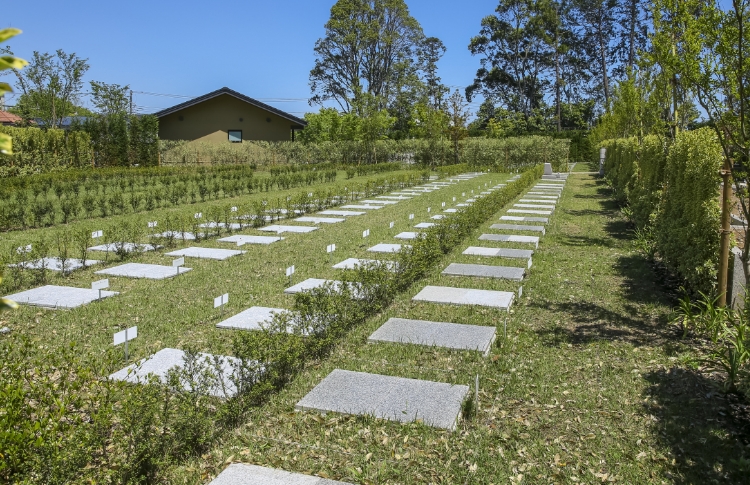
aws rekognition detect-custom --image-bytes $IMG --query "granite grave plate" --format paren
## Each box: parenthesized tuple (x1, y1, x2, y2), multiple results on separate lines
(4, 285, 118, 309)
(199, 222, 242, 230)
(367, 243, 408, 253)
(319, 210, 366, 216)
(431, 215, 446, 220)
(441, 263, 525, 281)
(152, 231, 197, 241)
(340, 205, 384, 210)
(514, 203, 555, 210)
(361, 199, 398, 205)
(10, 257, 101, 272)
(216, 306, 292, 331)
(463, 246, 534, 259)
(519, 199, 557, 204)
(414, 222, 435, 229)
(208, 464, 354, 485)
(490, 223, 545, 235)
(443, 208, 458, 213)
(395, 232, 421, 240)
(377, 195, 412, 200)
(88, 243, 160, 253)
(500, 215, 549, 223)
(258, 225, 319, 234)
(412, 285, 515, 310)
(109, 348, 241, 398)
(96, 262, 192, 279)
(295, 216, 345, 224)
(333, 258, 397, 271)
(218, 235, 284, 245)
(295, 369, 468, 430)
(478, 234, 539, 247)
(165, 247, 245, 260)
(369, 317, 496, 355)
(507, 209, 553, 215)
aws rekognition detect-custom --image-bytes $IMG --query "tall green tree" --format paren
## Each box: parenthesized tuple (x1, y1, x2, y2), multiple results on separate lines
(90, 81, 130, 115)
(417, 36, 448, 109)
(5, 49, 89, 128)
(309, 0, 427, 112)
(574, 0, 620, 109)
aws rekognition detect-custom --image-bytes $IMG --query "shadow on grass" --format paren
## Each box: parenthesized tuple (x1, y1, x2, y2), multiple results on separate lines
(558, 234, 618, 248)
(643, 367, 750, 483)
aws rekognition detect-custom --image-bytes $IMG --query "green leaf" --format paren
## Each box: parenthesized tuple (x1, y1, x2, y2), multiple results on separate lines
(0, 133, 12, 155)
(0, 82, 13, 96)
(0, 55, 28, 71)
(0, 28, 22, 43)
(0, 297, 18, 310)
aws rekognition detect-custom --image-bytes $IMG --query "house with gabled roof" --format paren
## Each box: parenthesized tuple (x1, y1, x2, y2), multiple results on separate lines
(155, 87, 307, 143)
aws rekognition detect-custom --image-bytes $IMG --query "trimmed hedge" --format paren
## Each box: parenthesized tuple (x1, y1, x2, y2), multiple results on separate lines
(601, 128, 723, 293)
(0, 127, 92, 177)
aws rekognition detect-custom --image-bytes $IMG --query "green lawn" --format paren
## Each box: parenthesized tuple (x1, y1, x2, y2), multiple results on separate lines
(162, 173, 748, 484)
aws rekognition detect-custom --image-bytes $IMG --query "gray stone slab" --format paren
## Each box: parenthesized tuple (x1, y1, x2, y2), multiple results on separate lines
(96, 262, 192, 279)
(490, 223, 545, 235)
(216, 306, 292, 331)
(10, 257, 101, 272)
(478, 234, 539, 247)
(514, 203, 555, 210)
(412, 285, 515, 310)
(284, 278, 335, 294)
(507, 209, 553, 215)
(431, 215, 446, 220)
(258, 225, 319, 234)
(295, 369, 468, 430)
(340, 205, 384, 210)
(368, 317, 496, 355)
(199, 222, 242, 230)
(463, 246, 534, 259)
(319, 210, 366, 216)
(367, 243, 408, 253)
(109, 348, 241, 398)
(443, 208, 458, 213)
(295, 216, 346, 224)
(208, 463, 354, 485)
(524, 194, 558, 199)
(465, 198, 477, 202)
(527, 192, 559, 197)
(395, 231, 421, 240)
(519, 199, 557, 204)
(456, 203, 470, 207)
(377, 195, 412, 200)
(218, 235, 284, 245)
(88, 243, 160, 253)
(4, 285, 118, 309)
(414, 222, 435, 229)
(442, 263, 525, 281)
(333, 258, 397, 271)
(152, 231, 197, 241)
(500, 215, 549, 224)
(165, 247, 245, 260)
(361, 199, 398, 205)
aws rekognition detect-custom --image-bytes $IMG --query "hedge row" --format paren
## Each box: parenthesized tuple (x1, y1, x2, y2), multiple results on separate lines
(602, 128, 723, 293)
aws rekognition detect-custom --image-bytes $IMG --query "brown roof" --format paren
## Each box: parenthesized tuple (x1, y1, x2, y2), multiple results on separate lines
(154, 87, 307, 127)
(0, 111, 24, 124)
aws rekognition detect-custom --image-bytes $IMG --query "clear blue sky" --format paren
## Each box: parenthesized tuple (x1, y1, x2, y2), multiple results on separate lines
(4, 0, 499, 117)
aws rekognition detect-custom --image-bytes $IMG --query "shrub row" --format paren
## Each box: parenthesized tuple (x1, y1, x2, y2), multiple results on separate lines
(602, 128, 723, 293)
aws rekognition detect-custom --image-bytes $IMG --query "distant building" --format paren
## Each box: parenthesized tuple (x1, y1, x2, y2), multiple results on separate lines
(155, 87, 307, 143)
(0, 111, 28, 126)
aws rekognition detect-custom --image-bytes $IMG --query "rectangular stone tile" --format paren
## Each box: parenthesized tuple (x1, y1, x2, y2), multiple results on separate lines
(199, 222, 242, 230)
(10, 257, 101, 272)
(412, 285, 515, 310)
(456, 203, 470, 207)
(490, 224, 545, 235)
(395, 232, 421, 240)
(414, 222, 435, 229)
(4, 285, 118, 309)
(218, 235, 284, 245)
(208, 463, 354, 485)
(478, 234, 539, 248)
(109, 348, 241, 398)
(361, 199, 398, 205)
(89, 243, 160, 253)
(152, 231, 197, 241)
(514, 203, 555, 210)
(369, 317, 496, 355)
(96, 262, 192, 279)
(462, 246, 534, 259)
(431, 215, 446, 220)
(444, 208, 458, 213)
(500, 216, 549, 224)
(507, 209, 553, 215)
(333, 258, 397, 271)
(377, 195, 412, 200)
(519, 199, 556, 204)
(258, 225, 319, 234)
(165, 247, 245, 260)
(442, 263, 525, 281)
(284, 278, 338, 294)
(340, 205, 384, 210)
(295, 369, 468, 430)
(319, 210, 366, 216)
(527, 192, 559, 197)
(295, 216, 346, 224)
(367, 243, 409, 253)
(216, 306, 291, 331)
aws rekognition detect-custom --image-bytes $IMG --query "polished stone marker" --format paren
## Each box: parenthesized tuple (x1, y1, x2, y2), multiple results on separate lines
(88, 243, 160, 253)
(507, 209, 553, 215)
(441, 263, 525, 281)
(109, 348, 240, 398)
(208, 464, 354, 485)
(500, 215, 549, 224)
(295, 369, 468, 430)
(444, 208, 458, 213)
(527, 192, 560, 197)
(377, 195, 412, 200)
(216, 306, 291, 331)
(361, 199, 398, 205)
(463, 246, 534, 259)
(431, 215, 446, 220)
(333, 258, 397, 271)
(490, 223, 545, 235)
(152, 231, 197, 241)
(4, 285, 118, 309)
(367, 243, 408, 253)
(369, 317, 496, 356)
(319, 210, 366, 217)
(519, 199, 557, 204)
(218, 235, 284, 245)
(514, 203, 556, 210)
(478, 234, 540, 247)
(395, 231, 420, 240)
(412, 285, 515, 310)
(199, 222, 242, 230)
(340, 204, 384, 210)
(96, 262, 193, 279)
(165, 247, 245, 260)
(414, 222, 435, 229)
(10, 257, 101, 272)
(258, 225, 319, 234)
(295, 216, 346, 224)
(523, 194, 558, 199)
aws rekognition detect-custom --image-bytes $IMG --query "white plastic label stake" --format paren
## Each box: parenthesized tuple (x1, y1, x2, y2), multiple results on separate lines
(214, 293, 229, 308)
(389, 221, 394, 229)
(518, 286, 523, 299)
(453, 197, 456, 202)
(172, 257, 184, 267)
(92, 279, 109, 291)
(462, 192, 465, 197)
(409, 214, 414, 220)
(114, 326, 137, 346)
(442, 202, 446, 207)
(286, 265, 295, 277)
(231, 206, 238, 212)
(327, 244, 336, 253)
(148, 221, 157, 228)
(194, 212, 202, 219)
(92, 230, 103, 239)
(527, 258, 533, 269)
(427, 207, 431, 213)
(362, 229, 370, 238)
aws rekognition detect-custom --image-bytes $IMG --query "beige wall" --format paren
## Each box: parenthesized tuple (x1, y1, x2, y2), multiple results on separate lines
(159, 94, 298, 143)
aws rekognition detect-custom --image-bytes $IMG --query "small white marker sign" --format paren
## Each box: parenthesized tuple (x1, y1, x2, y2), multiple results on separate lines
(327, 244, 336, 253)
(409, 214, 414, 220)
(462, 192, 465, 197)
(231, 206, 238, 212)
(518, 286, 523, 299)
(194, 212, 202, 219)
(214, 293, 229, 308)
(527, 258, 533, 270)
(362, 229, 370, 238)
(114, 326, 138, 346)
(453, 197, 456, 202)
(286, 265, 295, 277)
(442, 202, 446, 207)
(148, 221, 158, 228)
(427, 207, 431, 213)
(92, 279, 109, 291)
(92, 230, 103, 239)
(389, 221, 394, 229)
(16, 244, 32, 254)
(173, 257, 184, 268)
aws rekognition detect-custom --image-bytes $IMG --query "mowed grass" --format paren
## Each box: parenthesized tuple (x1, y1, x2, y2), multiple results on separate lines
(0, 172, 510, 365)
(161, 174, 748, 484)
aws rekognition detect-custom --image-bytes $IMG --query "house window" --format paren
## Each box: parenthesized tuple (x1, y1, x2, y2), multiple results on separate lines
(228, 130, 242, 143)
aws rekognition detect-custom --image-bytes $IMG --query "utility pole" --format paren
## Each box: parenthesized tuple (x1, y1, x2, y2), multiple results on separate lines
(718, 159, 732, 307)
